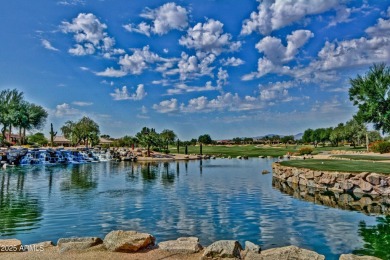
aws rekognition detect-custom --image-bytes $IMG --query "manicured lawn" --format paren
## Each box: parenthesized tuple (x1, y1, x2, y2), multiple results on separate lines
(280, 159, 390, 174)
(331, 155, 390, 161)
(170, 144, 366, 158)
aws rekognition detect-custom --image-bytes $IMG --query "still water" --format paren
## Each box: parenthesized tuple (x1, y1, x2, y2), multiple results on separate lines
(0, 159, 388, 259)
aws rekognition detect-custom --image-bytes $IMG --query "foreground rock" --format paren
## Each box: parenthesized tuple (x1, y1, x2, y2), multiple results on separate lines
(241, 241, 261, 259)
(158, 237, 202, 253)
(258, 245, 325, 260)
(339, 254, 382, 260)
(0, 239, 22, 252)
(202, 240, 242, 259)
(103, 230, 155, 252)
(57, 237, 103, 252)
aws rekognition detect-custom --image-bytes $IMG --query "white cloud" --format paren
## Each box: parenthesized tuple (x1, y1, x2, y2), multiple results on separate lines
(217, 68, 228, 88)
(179, 19, 241, 57)
(72, 101, 93, 106)
(119, 45, 164, 75)
(57, 0, 85, 6)
(61, 13, 124, 58)
(53, 103, 80, 117)
(241, 0, 341, 35)
(220, 57, 245, 67)
(165, 52, 216, 80)
(95, 67, 127, 77)
(166, 81, 219, 95)
(124, 2, 188, 36)
(256, 30, 314, 64)
(110, 84, 147, 101)
(153, 98, 179, 113)
(41, 39, 59, 51)
(243, 30, 313, 80)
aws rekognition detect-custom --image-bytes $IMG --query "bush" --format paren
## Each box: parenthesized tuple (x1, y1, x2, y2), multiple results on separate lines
(163, 149, 170, 154)
(369, 141, 390, 154)
(298, 147, 313, 155)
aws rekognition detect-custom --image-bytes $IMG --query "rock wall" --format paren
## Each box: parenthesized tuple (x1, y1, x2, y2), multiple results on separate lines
(272, 177, 390, 215)
(272, 162, 390, 196)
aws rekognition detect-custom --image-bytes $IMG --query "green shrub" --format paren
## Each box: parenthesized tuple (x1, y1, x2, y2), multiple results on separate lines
(298, 147, 313, 155)
(369, 141, 390, 154)
(163, 149, 170, 154)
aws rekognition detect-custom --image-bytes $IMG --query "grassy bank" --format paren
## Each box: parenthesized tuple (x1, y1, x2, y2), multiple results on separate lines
(330, 155, 390, 161)
(280, 159, 390, 174)
(170, 144, 366, 158)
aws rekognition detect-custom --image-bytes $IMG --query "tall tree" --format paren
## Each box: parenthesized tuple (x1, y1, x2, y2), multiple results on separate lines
(61, 117, 100, 147)
(136, 127, 159, 157)
(0, 89, 24, 142)
(160, 129, 176, 150)
(198, 134, 212, 144)
(349, 63, 390, 134)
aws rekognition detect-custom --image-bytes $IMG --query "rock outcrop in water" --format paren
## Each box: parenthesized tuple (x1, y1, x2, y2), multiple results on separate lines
(272, 163, 390, 196)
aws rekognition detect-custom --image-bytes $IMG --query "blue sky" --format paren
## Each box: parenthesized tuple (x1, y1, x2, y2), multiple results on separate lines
(1, 0, 389, 140)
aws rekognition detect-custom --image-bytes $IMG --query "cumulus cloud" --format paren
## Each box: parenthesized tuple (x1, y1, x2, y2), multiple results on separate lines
(220, 57, 245, 67)
(164, 52, 216, 80)
(110, 84, 147, 101)
(153, 98, 179, 113)
(41, 39, 59, 51)
(256, 30, 314, 64)
(241, 0, 341, 35)
(123, 2, 188, 36)
(61, 13, 124, 58)
(243, 30, 312, 80)
(95, 67, 127, 77)
(53, 103, 80, 117)
(179, 19, 241, 57)
(217, 68, 228, 88)
(313, 16, 390, 71)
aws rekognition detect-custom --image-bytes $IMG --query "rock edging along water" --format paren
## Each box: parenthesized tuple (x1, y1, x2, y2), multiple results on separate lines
(272, 162, 390, 196)
(1, 234, 381, 259)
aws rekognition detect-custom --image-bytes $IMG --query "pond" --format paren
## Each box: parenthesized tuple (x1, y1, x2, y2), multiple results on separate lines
(0, 158, 388, 259)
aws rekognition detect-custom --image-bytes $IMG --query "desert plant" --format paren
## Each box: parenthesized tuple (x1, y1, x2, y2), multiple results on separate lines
(298, 147, 313, 155)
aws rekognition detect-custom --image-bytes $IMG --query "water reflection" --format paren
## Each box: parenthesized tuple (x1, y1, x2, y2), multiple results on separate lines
(272, 177, 390, 215)
(354, 216, 390, 259)
(0, 160, 385, 260)
(0, 172, 42, 236)
(60, 164, 98, 191)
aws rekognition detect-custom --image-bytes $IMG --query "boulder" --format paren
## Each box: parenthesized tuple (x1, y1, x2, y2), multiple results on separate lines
(158, 237, 202, 254)
(339, 254, 382, 260)
(359, 180, 373, 192)
(245, 241, 261, 253)
(366, 173, 382, 186)
(0, 239, 22, 252)
(340, 181, 354, 191)
(57, 237, 103, 252)
(259, 245, 325, 260)
(103, 230, 155, 252)
(202, 240, 242, 259)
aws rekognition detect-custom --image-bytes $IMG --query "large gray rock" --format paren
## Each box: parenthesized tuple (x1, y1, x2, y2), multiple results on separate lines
(103, 230, 155, 252)
(258, 245, 325, 260)
(25, 241, 54, 251)
(158, 237, 202, 253)
(202, 240, 243, 259)
(245, 241, 261, 253)
(339, 254, 382, 260)
(57, 237, 103, 252)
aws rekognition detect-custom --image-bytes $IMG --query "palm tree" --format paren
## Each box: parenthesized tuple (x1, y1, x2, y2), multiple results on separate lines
(0, 89, 24, 143)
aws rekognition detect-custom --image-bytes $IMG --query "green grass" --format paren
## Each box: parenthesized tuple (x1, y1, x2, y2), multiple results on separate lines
(280, 159, 390, 174)
(331, 155, 390, 161)
(169, 144, 367, 158)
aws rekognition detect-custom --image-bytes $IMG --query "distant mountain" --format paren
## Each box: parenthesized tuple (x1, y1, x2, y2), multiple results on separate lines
(252, 133, 303, 140)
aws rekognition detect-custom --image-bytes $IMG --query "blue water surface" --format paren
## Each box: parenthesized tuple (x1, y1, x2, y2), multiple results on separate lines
(0, 158, 382, 259)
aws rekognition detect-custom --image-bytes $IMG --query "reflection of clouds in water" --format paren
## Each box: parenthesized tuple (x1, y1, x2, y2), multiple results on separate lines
(2, 159, 381, 259)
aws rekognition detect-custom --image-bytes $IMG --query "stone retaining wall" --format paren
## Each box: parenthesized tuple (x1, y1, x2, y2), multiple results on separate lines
(272, 177, 390, 215)
(272, 162, 390, 195)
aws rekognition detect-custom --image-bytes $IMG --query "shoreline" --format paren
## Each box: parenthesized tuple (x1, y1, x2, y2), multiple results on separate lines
(0, 232, 379, 260)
